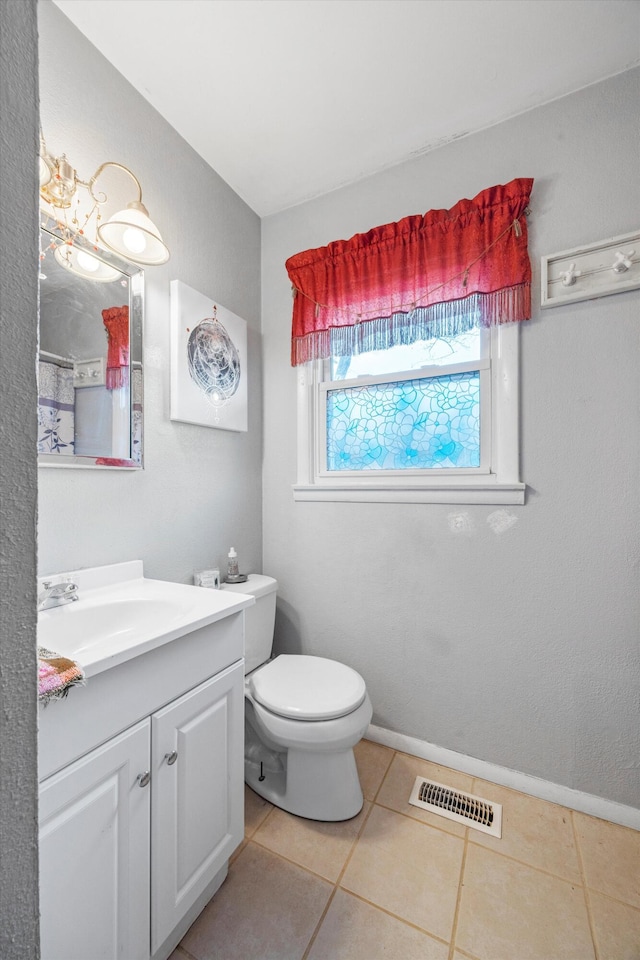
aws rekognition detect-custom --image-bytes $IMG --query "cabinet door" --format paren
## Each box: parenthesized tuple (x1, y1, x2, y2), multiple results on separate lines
(39, 719, 151, 960)
(151, 660, 244, 953)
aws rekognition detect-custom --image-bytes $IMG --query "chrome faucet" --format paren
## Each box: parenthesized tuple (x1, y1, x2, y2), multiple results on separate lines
(38, 580, 79, 611)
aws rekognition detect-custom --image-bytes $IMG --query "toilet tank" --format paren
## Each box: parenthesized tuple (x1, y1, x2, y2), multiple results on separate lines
(223, 574, 278, 674)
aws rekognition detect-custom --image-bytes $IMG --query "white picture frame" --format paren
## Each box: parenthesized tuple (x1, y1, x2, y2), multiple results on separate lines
(170, 280, 248, 431)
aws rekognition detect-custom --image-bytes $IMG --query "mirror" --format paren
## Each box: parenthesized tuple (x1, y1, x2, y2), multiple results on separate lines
(38, 225, 144, 468)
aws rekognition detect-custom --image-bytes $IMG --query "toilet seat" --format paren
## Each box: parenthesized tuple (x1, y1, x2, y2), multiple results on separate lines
(249, 654, 366, 721)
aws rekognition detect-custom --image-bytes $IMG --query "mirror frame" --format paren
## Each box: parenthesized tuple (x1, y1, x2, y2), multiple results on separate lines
(38, 223, 144, 470)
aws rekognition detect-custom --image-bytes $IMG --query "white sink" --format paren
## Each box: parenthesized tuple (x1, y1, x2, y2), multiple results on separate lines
(38, 561, 254, 677)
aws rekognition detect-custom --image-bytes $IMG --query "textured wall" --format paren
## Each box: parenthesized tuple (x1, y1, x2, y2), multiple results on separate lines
(38, 1, 262, 584)
(0, 3, 40, 957)
(262, 69, 640, 808)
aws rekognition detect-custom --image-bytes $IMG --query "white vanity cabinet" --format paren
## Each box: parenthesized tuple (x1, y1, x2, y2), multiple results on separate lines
(40, 719, 151, 960)
(39, 606, 247, 960)
(151, 662, 244, 953)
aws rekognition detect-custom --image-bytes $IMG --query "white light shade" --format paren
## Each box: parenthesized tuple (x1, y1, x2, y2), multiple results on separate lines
(39, 155, 53, 189)
(97, 201, 170, 265)
(54, 243, 122, 283)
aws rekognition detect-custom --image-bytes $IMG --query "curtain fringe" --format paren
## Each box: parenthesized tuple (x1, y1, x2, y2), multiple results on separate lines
(291, 285, 530, 366)
(106, 366, 129, 390)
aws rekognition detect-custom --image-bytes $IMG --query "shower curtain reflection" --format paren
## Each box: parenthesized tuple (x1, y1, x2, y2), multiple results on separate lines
(37, 360, 75, 455)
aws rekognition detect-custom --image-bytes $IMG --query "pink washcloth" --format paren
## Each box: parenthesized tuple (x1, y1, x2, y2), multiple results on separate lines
(38, 648, 85, 703)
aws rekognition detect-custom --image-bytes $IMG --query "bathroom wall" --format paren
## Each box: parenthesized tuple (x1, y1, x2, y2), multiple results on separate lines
(37, 0, 263, 583)
(262, 68, 640, 809)
(0, 3, 40, 957)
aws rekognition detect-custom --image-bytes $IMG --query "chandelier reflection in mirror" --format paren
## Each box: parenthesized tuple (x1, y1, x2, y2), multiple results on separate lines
(187, 306, 241, 419)
(39, 130, 170, 280)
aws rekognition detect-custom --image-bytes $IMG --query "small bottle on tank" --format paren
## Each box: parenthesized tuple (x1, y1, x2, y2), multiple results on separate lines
(227, 547, 240, 579)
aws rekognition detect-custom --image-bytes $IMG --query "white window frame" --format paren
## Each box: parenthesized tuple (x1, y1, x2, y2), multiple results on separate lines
(293, 323, 525, 504)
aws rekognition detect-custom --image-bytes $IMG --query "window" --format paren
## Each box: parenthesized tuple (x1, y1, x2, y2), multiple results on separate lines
(324, 327, 485, 472)
(294, 321, 523, 504)
(286, 178, 533, 504)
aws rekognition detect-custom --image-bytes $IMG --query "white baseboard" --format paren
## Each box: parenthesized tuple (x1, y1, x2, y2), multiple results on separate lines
(367, 724, 640, 831)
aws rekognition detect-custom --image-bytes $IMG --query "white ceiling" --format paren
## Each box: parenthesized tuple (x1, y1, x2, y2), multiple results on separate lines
(53, 0, 640, 217)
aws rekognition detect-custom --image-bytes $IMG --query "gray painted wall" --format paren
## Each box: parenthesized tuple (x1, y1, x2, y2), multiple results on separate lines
(38, 1, 262, 584)
(0, 2, 40, 957)
(262, 69, 640, 808)
(6, 17, 636, 958)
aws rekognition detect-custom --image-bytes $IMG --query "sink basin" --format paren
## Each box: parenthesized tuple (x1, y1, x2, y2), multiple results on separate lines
(39, 597, 185, 658)
(38, 560, 254, 677)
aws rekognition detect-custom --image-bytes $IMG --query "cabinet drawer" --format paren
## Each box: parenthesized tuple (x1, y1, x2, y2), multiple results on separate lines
(39, 610, 244, 780)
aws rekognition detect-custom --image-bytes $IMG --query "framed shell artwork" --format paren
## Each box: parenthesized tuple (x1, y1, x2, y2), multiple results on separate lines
(170, 279, 248, 431)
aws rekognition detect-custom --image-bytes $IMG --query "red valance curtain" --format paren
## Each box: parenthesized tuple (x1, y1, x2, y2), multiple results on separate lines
(286, 177, 533, 366)
(102, 306, 130, 389)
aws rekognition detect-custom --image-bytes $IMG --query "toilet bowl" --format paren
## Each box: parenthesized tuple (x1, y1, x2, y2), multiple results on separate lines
(224, 576, 372, 821)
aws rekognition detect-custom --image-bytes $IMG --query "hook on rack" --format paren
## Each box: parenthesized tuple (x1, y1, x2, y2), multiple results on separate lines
(560, 262, 581, 287)
(612, 249, 635, 274)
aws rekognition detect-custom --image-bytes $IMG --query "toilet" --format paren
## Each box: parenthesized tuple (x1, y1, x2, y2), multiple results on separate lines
(224, 575, 372, 821)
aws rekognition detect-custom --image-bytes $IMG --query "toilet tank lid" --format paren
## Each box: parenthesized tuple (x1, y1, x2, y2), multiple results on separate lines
(223, 574, 277, 599)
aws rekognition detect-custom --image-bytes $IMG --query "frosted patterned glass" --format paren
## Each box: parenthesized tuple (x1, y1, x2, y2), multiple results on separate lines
(326, 372, 480, 471)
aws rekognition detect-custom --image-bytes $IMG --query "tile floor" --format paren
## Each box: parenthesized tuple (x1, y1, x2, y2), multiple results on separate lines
(171, 740, 640, 960)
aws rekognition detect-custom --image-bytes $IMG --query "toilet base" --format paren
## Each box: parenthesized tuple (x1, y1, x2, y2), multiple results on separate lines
(245, 745, 364, 821)
(243, 682, 372, 822)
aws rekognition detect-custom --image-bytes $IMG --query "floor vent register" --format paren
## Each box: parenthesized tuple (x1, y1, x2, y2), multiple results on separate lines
(408, 777, 502, 837)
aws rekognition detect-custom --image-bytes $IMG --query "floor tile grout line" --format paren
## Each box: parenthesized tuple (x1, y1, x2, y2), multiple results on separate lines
(465, 776, 639, 911)
(250, 798, 278, 835)
(248, 792, 378, 885)
(375, 798, 471, 841)
(332, 783, 454, 951)
(335, 795, 381, 885)
(447, 827, 470, 960)
(365, 746, 397, 805)
(453, 947, 483, 960)
(229, 838, 246, 865)
(333, 886, 452, 949)
(372, 795, 588, 889)
(583, 888, 640, 912)
(464, 834, 588, 888)
(300, 794, 379, 960)
(245, 749, 400, 926)
(571, 808, 600, 960)
(300, 885, 338, 960)
(242, 803, 275, 845)
(174, 944, 198, 960)
(248, 834, 344, 886)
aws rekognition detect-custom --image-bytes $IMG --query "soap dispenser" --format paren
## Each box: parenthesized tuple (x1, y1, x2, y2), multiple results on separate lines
(227, 547, 239, 579)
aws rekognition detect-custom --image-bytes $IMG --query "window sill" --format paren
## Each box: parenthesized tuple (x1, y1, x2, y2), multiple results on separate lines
(293, 481, 526, 505)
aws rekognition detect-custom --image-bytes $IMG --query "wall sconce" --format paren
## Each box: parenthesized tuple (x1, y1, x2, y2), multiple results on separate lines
(39, 132, 170, 269)
(53, 243, 122, 283)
